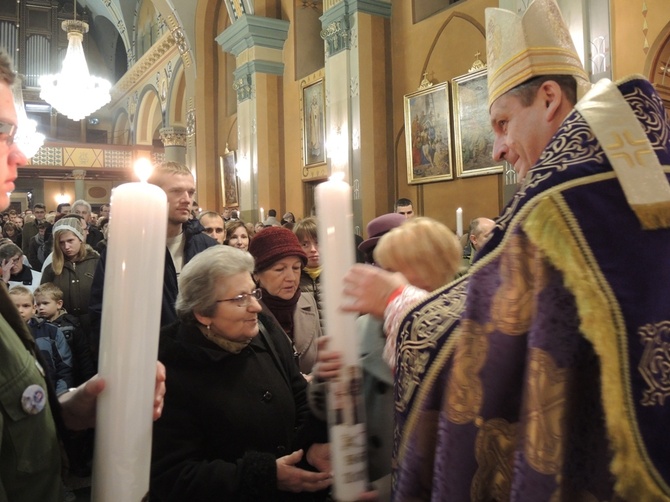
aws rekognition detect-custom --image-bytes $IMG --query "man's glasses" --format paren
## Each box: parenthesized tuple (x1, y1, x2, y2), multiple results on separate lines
(0, 122, 17, 147)
(216, 288, 262, 308)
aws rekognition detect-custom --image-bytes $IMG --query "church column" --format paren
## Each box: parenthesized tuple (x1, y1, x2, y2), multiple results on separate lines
(159, 126, 188, 164)
(217, 16, 289, 223)
(72, 169, 86, 201)
(321, 0, 392, 235)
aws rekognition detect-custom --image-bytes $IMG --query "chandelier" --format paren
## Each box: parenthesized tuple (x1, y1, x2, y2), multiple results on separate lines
(39, 4, 111, 122)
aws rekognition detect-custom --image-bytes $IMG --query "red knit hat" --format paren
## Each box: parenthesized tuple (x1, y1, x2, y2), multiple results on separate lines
(248, 226, 308, 272)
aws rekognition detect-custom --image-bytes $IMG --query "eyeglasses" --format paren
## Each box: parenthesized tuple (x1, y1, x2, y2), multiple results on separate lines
(216, 288, 262, 308)
(0, 121, 17, 147)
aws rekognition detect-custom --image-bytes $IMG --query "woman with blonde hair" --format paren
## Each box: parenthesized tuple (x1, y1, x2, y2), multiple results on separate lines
(41, 217, 99, 339)
(373, 216, 461, 292)
(310, 216, 462, 499)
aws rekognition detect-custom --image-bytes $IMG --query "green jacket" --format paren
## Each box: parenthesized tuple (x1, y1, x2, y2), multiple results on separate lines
(0, 286, 62, 502)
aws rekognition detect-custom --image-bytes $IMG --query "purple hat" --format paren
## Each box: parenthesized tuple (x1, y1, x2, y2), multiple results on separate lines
(358, 213, 406, 254)
(248, 226, 308, 272)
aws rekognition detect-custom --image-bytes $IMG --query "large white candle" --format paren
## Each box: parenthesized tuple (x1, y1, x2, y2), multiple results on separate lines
(316, 175, 368, 501)
(92, 159, 167, 501)
(456, 207, 463, 237)
(260, 207, 265, 222)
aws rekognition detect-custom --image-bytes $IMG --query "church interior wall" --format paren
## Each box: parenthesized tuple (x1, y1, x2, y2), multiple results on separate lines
(388, 0, 500, 232)
(611, 0, 669, 79)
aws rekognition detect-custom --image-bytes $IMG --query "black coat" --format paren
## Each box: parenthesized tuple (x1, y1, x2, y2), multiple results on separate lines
(150, 313, 327, 502)
(87, 219, 217, 352)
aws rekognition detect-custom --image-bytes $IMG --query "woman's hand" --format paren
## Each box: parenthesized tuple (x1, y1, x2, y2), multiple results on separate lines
(276, 449, 332, 493)
(59, 362, 167, 430)
(306, 442, 331, 473)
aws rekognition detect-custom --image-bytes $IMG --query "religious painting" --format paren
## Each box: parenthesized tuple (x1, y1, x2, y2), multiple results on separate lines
(301, 77, 327, 170)
(403, 80, 453, 184)
(452, 68, 503, 178)
(220, 151, 238, 207)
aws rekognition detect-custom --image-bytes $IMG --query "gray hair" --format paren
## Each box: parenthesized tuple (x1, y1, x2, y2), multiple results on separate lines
(176, 245, 255, 323)
(72, 199, 92, 213)
(0, 242, 21, 261)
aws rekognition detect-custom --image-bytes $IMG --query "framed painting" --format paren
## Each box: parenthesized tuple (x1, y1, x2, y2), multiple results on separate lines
(403, 80, 453, 184)
(220, 151, 239, 207)
(301, 77, 327, 169)
(452, 68, 503, 178)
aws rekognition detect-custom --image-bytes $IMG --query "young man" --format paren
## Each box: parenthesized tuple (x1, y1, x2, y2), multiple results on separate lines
(89, 161, 217, 343)
(21, 202, 46, 254)
(394, 197, 414, 219)
(342, 0, 670, 500)
(198, 210, 225, 244)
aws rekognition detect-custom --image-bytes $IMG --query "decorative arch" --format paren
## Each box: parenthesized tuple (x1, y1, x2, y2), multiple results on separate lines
(166, 59, 186, 126)
(112, 110, 131, 145)
(645, 20, 670, 113)
(135, 85, 163, 145)
(420, 13, 485, 86)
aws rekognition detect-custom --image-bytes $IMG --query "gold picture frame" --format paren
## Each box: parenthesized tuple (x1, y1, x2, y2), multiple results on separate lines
(220, 151, 238, 207)
(403, 79, 453, 184)
(301, 76, 327, 172)
(452, 68, 503, 178)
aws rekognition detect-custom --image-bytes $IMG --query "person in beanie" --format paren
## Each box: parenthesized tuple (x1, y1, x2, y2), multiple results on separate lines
(248, 227, 323, 376)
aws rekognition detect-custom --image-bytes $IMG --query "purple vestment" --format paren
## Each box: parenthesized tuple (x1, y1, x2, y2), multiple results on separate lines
(393, 77, 670, 501)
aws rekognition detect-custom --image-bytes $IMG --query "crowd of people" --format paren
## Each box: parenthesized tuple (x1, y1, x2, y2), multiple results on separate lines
(2, 0, 670, 500)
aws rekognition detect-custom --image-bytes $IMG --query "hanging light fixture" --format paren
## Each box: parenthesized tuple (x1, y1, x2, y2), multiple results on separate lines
(39, 1, 111, 121)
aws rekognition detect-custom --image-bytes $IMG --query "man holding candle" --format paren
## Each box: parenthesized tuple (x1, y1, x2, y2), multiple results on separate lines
(0, 50, 166, 502)
(342, 0, 670, 500)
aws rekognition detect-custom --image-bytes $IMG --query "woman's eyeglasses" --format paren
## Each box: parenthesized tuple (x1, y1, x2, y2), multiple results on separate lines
(216, 288, 262, 308)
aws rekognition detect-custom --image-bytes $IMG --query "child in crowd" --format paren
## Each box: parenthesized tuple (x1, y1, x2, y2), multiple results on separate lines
(34, 282, 98, 479)
(34, 282, 97, 385)
(8, 285, 74, 396)
(293, 217, 324, 330)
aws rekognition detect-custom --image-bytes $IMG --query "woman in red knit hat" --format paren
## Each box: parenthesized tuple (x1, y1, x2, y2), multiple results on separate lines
(248, 226, 323, 377)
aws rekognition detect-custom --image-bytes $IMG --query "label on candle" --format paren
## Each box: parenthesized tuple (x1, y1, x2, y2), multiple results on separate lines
(327, 365, 368, 501)
(316, 179, 369, 499)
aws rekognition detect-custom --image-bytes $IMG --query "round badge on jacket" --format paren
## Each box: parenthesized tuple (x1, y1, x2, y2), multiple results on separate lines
(21, 384, 46, 415)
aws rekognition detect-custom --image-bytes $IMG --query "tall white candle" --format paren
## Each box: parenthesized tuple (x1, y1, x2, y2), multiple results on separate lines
(456, 207, 463, 237)
(92, 160, 167, 501)
(260, 207, 264, 222)
(316, 175, 368, 501)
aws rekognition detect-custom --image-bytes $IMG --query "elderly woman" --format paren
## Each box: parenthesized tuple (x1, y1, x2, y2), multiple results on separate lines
(0, 241, 42, 292)
(224, 219, 250, 251)
(150, 246, 331, 501)
(41, 217, 99, 337)
(248, 227, 323, 375)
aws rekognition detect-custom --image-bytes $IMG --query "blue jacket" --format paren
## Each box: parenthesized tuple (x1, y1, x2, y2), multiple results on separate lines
(88, 219, 217, 351)
(27, 317, 74, 396)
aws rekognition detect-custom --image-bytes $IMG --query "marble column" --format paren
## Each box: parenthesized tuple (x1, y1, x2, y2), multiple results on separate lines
(217, 15, 290, 224)
(159, 126, 188, 164)
(321, 0, 392, 234)
(72, 169, 87, 202)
